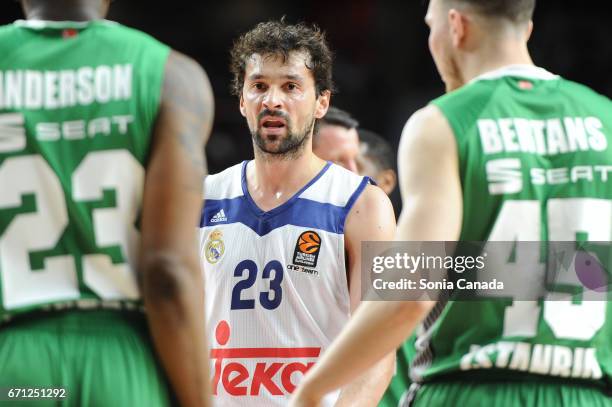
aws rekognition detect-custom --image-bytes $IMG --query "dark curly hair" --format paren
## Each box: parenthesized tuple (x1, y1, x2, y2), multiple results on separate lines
(230, 19, 334, 98)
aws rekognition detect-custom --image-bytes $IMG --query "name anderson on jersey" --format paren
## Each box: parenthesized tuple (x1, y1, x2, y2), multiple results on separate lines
(0, 64, 132, 110)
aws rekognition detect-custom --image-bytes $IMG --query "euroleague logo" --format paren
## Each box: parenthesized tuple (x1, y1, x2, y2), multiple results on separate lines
(292, 231, 321, 268)
(298, 231, 320, 254)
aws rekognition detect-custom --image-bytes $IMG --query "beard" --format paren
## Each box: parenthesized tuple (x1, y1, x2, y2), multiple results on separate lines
(251, 109, 315, 160)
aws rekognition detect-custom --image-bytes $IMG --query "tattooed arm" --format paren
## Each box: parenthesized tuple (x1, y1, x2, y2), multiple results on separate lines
(140, 50, 214, 407)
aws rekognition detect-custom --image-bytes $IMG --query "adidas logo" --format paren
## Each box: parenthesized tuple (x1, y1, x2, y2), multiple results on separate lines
(210, 209, 227, 223)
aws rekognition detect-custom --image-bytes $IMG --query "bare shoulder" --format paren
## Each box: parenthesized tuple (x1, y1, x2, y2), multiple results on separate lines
(395, 104, 462, 241)
(350, 184, 394, 217)
(164, 50, 209, 90)
(345, 184, 395, 240)
(400, 104, 454, 154)
(397, 104, 457, 187)
(161, 50, 214, 121)
(151, 50, 214, 173)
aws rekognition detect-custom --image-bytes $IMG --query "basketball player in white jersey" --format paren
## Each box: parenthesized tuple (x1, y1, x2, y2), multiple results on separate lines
(199, 20, 395, 406)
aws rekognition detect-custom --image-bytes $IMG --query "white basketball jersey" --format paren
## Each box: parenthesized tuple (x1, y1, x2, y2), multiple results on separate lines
(199, 160, 369, 407)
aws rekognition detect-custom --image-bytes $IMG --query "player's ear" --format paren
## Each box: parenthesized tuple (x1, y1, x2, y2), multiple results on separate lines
(448, 8, 467, 48)
(314, 90, 330, 119)
(100, 0, 113, 18)
(525, 20, 534, 41)
(239, 95, 247, 117)
(378, 169, 398, 195)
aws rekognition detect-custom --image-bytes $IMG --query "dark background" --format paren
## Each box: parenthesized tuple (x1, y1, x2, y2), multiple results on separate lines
(3, 1, 611, 210)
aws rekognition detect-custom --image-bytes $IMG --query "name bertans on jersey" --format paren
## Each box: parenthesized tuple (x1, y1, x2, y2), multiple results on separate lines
(478, 116, 612, 194)
(460, 341, 602, 380)
(478, 116, 607, 156)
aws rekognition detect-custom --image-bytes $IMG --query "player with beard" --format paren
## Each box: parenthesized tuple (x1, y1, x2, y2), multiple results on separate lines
(199, 20, 395, 406)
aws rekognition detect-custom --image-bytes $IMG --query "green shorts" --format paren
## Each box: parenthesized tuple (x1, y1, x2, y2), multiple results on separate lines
(411, 377, 611, 407)
(0, 309, 172, 406)
(379, 333, 417, 407)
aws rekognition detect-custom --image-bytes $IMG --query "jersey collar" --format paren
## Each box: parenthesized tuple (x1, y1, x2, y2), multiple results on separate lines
(471, 65, 559, 83)
(13, 19, 117, 30)
(241, 160, 332, 219)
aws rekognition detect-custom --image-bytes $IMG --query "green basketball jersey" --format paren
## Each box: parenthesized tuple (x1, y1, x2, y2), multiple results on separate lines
(412, 66, 612, 391)
(0, 20, 169, 321)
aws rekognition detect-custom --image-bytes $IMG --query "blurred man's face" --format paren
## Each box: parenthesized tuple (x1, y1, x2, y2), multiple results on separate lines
(356, 144, 397, 196)
(355, 148, 379, 180)
(240, 51, 330, 157)
(313, 125, 359, 172)
(425, 0, 463, 92)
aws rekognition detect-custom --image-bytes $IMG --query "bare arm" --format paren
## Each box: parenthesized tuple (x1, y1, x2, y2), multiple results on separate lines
(140, 50, 214, 407)
(291, 105, 462, 406)
(333, 184, 396, 406)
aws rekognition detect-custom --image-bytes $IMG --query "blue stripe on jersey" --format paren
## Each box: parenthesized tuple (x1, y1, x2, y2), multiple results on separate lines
(201, 196, 347, 236)
(339, 176, 371, 229)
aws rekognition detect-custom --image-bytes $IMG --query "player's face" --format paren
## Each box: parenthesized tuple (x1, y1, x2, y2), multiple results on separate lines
(313, 125, 360, 173)
(356, 152, 396, 195)
(425, 0, 463, 92)
(355, 146, 379, 180)
(240, 51, 330, 157)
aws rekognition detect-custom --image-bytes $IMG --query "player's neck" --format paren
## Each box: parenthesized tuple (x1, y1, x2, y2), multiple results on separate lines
(460, 40, 533, 85)
(247, 151, 327, 212)
(25, 0, 105, 22)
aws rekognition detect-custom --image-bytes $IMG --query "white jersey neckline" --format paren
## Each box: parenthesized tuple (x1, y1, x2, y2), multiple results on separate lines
(471, 64, 559, 83)
(13, 19, 117, 29)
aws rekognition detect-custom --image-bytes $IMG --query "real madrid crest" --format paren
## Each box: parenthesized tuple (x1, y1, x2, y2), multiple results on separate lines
(205, 229, 225, 264)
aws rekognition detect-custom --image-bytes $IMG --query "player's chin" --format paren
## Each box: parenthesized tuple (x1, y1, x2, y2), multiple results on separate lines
(261, 143, 287, 155)
(254, 136, 281, 153)
(259, 127, 288, 139)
